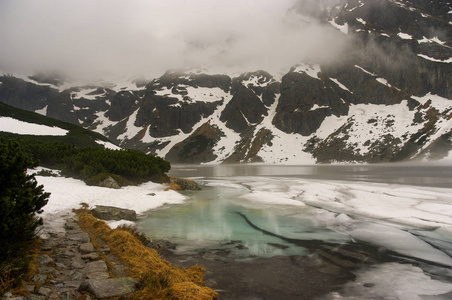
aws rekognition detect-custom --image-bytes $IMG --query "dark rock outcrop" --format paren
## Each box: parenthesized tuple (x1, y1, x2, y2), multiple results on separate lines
(91, 205, 137, 221)
(223, 127, 274, 163)
(220, 85, 267, 133)
(105, 91, 138, 122)
(151, 70, 232, 93)
(273, 69, 349, 136)
(165, 122, 223, 163)
(135, 93, 221, 138)
(168, 177, 201, 191)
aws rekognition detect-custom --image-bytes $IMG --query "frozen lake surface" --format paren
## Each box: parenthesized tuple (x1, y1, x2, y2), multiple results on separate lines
(138, 164, 452, 299)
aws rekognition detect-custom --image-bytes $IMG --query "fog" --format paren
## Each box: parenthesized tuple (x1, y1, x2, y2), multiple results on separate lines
(0, 0, 350, 82)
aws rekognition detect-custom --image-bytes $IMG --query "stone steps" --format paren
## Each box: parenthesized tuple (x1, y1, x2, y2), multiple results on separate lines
(3, 216, 139, 300)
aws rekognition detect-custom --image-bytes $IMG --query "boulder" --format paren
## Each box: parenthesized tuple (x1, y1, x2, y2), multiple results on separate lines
(98, 176, 121, 189)
(91, 205, 137, 221)
(167, 177, 201, 191)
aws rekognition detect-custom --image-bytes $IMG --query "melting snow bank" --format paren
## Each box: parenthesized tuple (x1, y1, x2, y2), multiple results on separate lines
(31, 169, 186, 232)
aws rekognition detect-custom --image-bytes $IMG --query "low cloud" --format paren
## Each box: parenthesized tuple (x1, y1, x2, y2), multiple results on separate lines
(0, 0, 350, 81)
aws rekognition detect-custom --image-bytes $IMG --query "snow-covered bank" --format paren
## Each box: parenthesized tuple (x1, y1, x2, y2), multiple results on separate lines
(30, 169, 186, 232)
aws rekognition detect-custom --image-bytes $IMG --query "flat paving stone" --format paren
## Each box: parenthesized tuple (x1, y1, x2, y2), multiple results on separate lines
(79, 243, 94, 254)
(85, 261, 108, 274)
(79, 278, 139, 299)
(67, 232, 90, 243)
(38, 286, 52, 297)
(37, 254, 53, 265)
(82, 253, 100, 261)
(86, 272, 110, 279)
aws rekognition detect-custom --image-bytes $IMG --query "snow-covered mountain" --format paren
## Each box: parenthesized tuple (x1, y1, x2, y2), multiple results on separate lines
(1, 0, 451, 164)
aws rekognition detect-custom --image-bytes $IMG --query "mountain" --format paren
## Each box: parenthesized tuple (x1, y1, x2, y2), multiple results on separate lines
(0, 0, 451, 164)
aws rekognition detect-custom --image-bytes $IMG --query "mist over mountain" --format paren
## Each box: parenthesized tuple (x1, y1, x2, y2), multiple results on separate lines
(1, 0, 451, 164)
(0, 0, 348, 81)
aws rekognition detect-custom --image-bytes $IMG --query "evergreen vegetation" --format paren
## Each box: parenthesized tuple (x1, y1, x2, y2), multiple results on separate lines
(63, 147, 171, 185)
(0, 137, 49, 293)
(5, 136, 171, 186)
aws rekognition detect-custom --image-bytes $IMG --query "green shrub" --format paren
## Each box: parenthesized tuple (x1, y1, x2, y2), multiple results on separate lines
(6, 137, 171, 186)
(62, 148, 170, 185)
(0, 137, 49, 259)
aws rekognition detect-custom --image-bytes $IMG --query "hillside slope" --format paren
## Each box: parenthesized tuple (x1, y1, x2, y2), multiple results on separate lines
(0, 102, 119, 150)
(0, 0, 451, 164)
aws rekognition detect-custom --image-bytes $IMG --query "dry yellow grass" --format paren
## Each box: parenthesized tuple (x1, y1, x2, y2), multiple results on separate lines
(76, 210, 217, 300)
(1, 239, 41, 296)
(165, 183, 182, 191)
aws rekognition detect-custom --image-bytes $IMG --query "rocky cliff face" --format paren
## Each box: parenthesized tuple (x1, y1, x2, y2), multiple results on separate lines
(0, 0, 450, 164)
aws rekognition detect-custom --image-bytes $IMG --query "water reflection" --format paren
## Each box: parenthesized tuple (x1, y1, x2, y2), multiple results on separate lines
(138, 182, 346, 257)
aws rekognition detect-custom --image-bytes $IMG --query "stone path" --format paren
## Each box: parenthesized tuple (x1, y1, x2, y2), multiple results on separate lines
(3, 215, 139, 300)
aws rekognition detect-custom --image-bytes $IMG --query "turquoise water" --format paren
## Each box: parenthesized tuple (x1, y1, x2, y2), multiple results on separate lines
(138, 175, 347, 258)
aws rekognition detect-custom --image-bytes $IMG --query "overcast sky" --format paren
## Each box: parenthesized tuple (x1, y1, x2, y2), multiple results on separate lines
(0, 0, 348, 82)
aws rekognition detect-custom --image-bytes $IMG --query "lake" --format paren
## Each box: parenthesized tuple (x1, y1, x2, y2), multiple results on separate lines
(138, 163, 452, 299)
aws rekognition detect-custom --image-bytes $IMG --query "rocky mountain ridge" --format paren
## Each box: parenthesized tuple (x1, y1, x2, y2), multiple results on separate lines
(0, 0, 451, 164)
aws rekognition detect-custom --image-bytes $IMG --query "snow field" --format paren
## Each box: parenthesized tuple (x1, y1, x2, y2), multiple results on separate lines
(31, 168, 186, 232)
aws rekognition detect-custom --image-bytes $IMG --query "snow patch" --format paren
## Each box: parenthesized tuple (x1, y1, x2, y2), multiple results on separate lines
(329, 18, 348, 34)
(330, 78, 352, 93)
(293, 63, 321, 80)
(411, 93, 452, 111)
(0, 117, 68, 136)
(310, 104, 330, 111)
(398, 32, 413, 40)
(354, 65, 376, 76)
(356, 18, 366, 25)
(376, 77, 401, 91)
(255, 94, 316, 165)
(35, 105, 48, 116)
(241, 75, 272, 88)
(154, 86, 229, 103)
(346, 0, 364, 12)
(418, 36, 447, 46)
(71, 88, 106, 100)
(417, 54, 452, 63)
(95, 140, 121, 150)
(117, 109, 141, 141)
